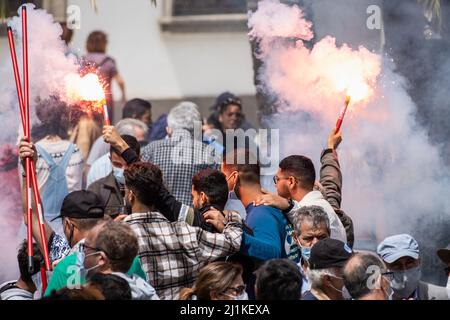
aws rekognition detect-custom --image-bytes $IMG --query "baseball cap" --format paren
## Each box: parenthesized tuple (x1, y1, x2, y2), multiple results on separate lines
(51, 190, 104, 221)
(437, 243, 450, 265)
(309, 238, 353, 270)
(377, 234, 420, 264)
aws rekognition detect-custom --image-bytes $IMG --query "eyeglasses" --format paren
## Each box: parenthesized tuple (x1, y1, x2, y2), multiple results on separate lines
(80, 243, 103, 255)
(273, 175, 291, 185)
(223, 284, 246, 297)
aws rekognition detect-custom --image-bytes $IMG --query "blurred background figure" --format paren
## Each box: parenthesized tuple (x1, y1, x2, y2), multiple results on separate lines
(24, 96, 83, 234)
(82, 30, 126, 121)
(179, 262, 245, 300)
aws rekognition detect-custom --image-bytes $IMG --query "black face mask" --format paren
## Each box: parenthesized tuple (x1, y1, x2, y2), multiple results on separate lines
(65, 221, 75, 247)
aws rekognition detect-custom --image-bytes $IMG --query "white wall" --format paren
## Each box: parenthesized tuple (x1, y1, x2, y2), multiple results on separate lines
(67, 0, 256, 100)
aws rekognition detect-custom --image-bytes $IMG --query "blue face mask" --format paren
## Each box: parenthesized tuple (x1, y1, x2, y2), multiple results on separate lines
(75, 251, 101, 280)
(112, 166, 125, 185)
(301, 246, 312, 262)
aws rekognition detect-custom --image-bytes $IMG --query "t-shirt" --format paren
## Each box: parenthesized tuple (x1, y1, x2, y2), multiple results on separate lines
(240, 203, 289, 261)
(44, 253, 146, 297)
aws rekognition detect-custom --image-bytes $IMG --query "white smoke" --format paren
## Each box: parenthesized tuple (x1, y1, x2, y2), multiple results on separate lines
(249, 0, 450, 246)
(0, 3, 79, 283)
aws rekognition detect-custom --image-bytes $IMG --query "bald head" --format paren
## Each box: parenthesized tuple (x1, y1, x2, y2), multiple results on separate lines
(343, 252, 387, 300)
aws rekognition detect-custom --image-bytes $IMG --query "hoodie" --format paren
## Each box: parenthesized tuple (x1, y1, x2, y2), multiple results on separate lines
(112, 273, 159, 300)
(0, 281, 33, 300)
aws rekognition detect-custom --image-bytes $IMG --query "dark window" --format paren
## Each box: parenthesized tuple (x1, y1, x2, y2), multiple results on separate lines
(1, 0, 43, 19)
(173, 0, 247, 16)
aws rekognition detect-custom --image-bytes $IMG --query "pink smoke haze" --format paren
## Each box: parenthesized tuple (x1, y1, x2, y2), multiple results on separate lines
(250, 0, 450, 242)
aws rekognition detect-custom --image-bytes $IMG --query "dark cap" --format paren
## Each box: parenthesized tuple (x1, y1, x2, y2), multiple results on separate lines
(51, 191, 104, 221)
(437, 243, 450, 265)
(309, 238, 353, 270)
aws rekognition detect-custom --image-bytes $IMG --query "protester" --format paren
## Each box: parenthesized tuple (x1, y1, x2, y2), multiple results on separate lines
(190, 168, 230, 232)
(85, 273, 132, 300)
(437, 243, 450, 298)
(148, 113, 168, 142)
(0, 241, 43, 300)
(221, 148, 292, 261)
(255, 259, 303, 300)
(303, 238, 353, 300)
(141, 102, 217, 205)
(44, 219, 147, 298)
(179, 262, 245, 300)
(253, 131, 347, 245)
(208, 91, 253, 132)
(82, 30, 126, 118)
(123, 162, 243, 299)
(88, 135, 140, 217)
(220, 148, 293, 299)
(76, 221, 159, 300)
(21, 96, 83, 234)
(86, 119, 148, 187)
(377, 234, 449, 300)
(343, 252, 393, 300)
(292, 205, 331, 295)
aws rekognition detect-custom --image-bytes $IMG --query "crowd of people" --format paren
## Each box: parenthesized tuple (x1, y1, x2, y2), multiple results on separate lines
(0, 27, 448, 300)
(0, 88, 448, 301)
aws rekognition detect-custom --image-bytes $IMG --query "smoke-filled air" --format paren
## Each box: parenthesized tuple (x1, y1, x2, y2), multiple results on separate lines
(249, 0, 450, 252)
(0, 4, 80, 282)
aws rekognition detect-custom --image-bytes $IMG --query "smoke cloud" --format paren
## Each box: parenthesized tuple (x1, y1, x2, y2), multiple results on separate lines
(0, 4, 79, 283)
(249, 0, 450, 283)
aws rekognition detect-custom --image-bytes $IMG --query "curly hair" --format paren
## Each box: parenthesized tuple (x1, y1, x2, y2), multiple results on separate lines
(31, 95, 70, 140)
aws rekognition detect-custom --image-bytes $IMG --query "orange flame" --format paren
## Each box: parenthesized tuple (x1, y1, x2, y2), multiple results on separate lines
(65, 72, 106, 104)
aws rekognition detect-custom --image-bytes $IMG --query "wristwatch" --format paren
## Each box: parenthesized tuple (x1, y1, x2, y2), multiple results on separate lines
(282, 198, 295, 214)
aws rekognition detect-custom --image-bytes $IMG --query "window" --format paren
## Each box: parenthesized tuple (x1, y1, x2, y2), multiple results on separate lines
(173, 0, 247, 16)
(160, 0, 248, 33)
(0, 0, 66, 36)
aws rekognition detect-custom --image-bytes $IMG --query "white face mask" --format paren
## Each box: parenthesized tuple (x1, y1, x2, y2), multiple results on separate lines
(446, 276, 450, 299)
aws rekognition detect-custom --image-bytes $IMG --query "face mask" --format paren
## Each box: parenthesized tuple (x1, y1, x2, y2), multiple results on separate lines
(342, 286, 353, 300)
(390, 266, 421, 299)
(75, 251, 101, 280)
(327, 275, 346, 298)
(383, 280, 394, 300)
(446, 276, 450, 299)
(112, 166, 125, 185)
(300, 246, 311, 262)
(234, 291, 249, 301)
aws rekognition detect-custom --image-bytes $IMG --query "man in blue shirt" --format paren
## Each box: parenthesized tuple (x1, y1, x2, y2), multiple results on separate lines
(221, 149, 292, 261)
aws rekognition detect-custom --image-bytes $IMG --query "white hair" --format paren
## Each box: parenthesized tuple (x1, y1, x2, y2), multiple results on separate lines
(307, 267, 339, 289)
(167, 101, 201, 132)
(116, 118, 148, 137)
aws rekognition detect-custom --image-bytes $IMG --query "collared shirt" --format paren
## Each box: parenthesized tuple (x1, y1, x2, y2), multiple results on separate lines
(297, 259, 311, 295)
(141, 129, 218, 206)
(289, 191, 348, 244)
(124, 211, 243, 300)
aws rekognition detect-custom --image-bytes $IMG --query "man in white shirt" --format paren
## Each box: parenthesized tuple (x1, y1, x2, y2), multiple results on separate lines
(254, 155, 347, 244)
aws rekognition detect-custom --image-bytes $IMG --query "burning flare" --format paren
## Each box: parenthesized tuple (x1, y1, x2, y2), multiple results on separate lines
(65, 72, 106, 104)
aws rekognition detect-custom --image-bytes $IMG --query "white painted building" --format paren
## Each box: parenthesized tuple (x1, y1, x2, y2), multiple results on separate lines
(1, 0, 258, 125)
